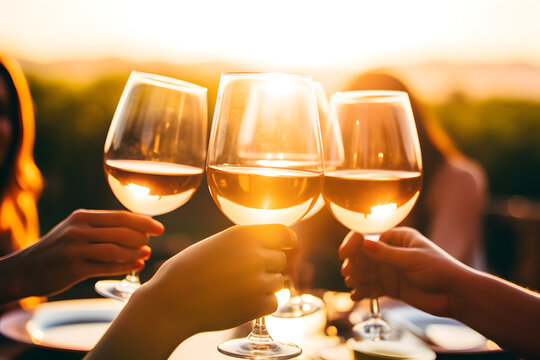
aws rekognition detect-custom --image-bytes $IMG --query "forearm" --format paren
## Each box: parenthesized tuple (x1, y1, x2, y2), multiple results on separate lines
(85, 284, 195, 360)
(451, 269, 540, 358)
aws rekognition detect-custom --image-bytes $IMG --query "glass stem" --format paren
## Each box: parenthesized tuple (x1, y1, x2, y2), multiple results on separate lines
(125, 271, 140, 284)
(365, 233, 381, 319)
(247, 317, 273, 345)
(370, 297, 381, 318)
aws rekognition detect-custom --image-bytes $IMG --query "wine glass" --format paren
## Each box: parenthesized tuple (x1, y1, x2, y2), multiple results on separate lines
(272, 81, 328, 319)
(207, 72, 324, 359)
(95, 71, 207, 301)
(322, 90, 422, 341)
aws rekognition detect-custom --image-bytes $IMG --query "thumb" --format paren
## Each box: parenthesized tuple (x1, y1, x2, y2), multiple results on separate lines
(363, 238, 419, 270)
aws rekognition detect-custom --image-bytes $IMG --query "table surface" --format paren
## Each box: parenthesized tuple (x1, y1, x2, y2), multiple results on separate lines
(0, 295, 523, 360)
(0, 335, 522, 360)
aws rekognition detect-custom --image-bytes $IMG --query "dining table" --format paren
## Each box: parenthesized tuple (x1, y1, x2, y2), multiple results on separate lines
(0, 292, 523, 360)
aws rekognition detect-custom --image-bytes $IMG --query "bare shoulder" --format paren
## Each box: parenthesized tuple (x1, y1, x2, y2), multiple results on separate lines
(447, 158, 487, 189)
(432, 158, 488, 200)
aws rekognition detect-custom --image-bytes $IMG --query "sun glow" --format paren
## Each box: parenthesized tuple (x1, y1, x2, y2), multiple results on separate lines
(1, 0, 540, 68)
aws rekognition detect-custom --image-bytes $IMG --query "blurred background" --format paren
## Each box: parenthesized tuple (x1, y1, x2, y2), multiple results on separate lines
(1, 0, 539, 296)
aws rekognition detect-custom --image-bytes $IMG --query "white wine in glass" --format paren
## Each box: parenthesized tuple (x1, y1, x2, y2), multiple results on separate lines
(95, 71, 207, 301)
(323, 90, 422, 341)
(207, 72, 324, 359)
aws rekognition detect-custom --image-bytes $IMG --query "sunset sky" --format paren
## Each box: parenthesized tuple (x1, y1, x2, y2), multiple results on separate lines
(2, 0, 540, 69)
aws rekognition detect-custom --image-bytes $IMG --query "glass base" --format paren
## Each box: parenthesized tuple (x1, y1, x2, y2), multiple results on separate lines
(218, 337, 301, 359)
(352, 316, 401, 341)
(95, 278, 140, 302)
(272, 294, 324, 318)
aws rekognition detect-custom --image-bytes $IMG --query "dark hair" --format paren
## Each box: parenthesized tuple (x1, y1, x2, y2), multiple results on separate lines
(0, 55, 42, 254)
(0, 62, 22, 198)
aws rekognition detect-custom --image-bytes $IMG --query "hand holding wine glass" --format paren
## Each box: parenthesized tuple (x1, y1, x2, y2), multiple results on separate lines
(207, 73, 324, 359)
(86, 224, 298, 360)
(95, 71, 207, 301)
(323, 90, 422, 341)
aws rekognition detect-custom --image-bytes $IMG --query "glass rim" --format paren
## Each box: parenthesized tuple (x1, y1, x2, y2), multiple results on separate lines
(220, 71, 312, 80)
(332, 90, 409, 103)
(130, 70, 208, 94)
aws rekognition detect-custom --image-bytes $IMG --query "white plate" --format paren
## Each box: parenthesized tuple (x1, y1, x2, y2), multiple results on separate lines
(0, 298, 241, 359)
(0, 298, 124, 352)
(94, 279, 133, 302)
(379, 299, 498, 353)
(347, 336, 436, 360)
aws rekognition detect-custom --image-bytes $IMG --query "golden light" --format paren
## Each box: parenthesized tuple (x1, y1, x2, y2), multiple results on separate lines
(266, 73, 297, 95)
(215, 194, 313, 225)
(1, 1, 540, 71)
(323, 291, 355, 313)
(255, 159, 310, 168)
(124, 183, 158, 200)
(266, 297, 328, 359)
(328, 192, 419, 234)
(486, 340, 502, 351)
(369, 203, 397, 220)
(275, 288, 291, 307)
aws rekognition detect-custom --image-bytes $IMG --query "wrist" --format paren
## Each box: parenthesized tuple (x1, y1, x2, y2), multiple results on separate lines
(127, 281, 197, 353)
(0, 250, 32, 304)
(447, 264, 483, 320)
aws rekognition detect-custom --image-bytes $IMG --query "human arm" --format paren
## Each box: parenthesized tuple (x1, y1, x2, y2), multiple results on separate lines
(86, 224, 296, 360)
(339, 227, 540, 358)
(428, 161, 487, 264)
(0, 209, 163, 305)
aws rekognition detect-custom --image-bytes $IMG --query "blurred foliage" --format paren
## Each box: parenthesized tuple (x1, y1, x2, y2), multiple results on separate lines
(25, 73, 540, 293)
(430, 96, 540, 198)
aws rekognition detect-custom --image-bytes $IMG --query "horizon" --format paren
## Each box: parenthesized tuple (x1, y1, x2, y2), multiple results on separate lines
(17, 56, 540, 103)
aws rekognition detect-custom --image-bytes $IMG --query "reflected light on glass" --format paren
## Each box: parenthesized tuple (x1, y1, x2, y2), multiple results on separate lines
(125, 183, 159, 199)
(486, 340, 502, 351)
(370, 203, 397, 220)
(266, 74, 296, 97)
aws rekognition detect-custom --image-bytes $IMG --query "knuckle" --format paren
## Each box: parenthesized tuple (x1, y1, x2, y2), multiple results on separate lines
(262, 295, 278, 314)
(69, 209, 87, 222)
